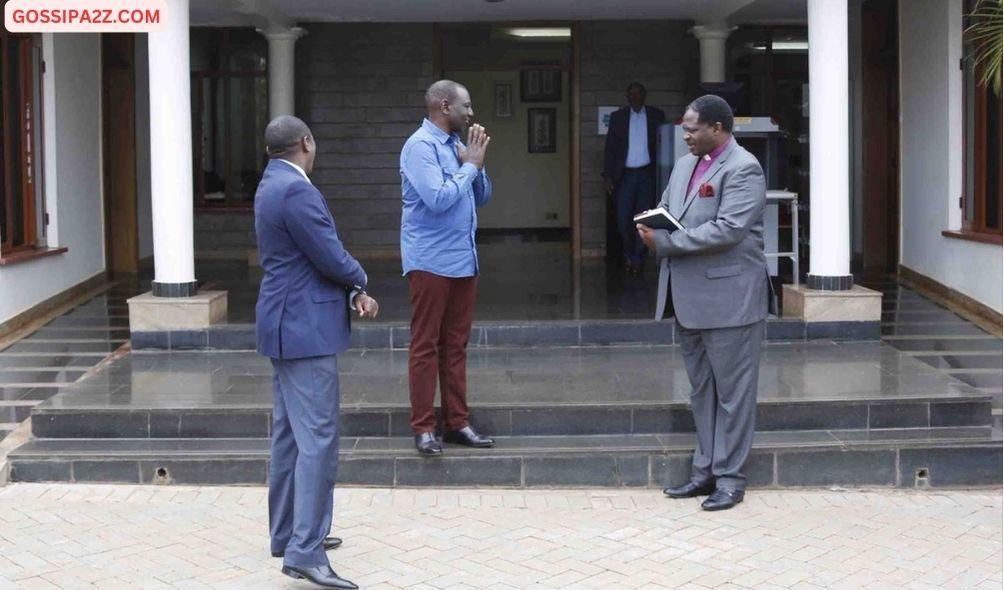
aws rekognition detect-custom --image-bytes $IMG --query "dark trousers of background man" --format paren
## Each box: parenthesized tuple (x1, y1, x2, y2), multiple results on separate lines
(616, 167, 655, 266)
(408, 270, 479, 434)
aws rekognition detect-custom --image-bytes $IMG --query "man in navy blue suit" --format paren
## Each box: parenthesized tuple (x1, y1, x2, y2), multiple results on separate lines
(255, 115, 378, 590)
(602, 81, 666, 276)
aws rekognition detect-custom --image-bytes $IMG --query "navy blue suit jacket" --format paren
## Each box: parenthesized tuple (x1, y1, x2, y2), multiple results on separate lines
(254, 159, 367, 359)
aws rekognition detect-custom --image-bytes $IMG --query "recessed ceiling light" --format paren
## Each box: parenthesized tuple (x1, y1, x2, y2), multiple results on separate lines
(751, 40, 808, 52)
(503, 27, 572, 38)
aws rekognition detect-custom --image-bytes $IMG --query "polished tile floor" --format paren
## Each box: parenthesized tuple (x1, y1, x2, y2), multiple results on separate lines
(215, 242, 664, 323)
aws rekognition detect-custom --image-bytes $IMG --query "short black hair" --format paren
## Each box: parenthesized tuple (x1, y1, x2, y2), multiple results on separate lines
(687, 94, 734, 133)
(265, 115, 311, 157)
(626, 81, 646, 95)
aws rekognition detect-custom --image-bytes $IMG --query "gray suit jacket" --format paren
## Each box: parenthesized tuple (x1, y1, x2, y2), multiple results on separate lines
(652, 138, 775, 329)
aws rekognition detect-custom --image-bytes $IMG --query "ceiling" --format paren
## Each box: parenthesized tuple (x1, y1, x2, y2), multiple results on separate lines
(190, 0, 807, 28)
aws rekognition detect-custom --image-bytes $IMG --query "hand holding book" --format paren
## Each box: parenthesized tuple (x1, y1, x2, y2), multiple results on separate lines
(633, 206, 684, 232)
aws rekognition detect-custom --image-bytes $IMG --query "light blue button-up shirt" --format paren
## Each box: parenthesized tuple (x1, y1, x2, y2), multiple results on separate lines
(400, 118, 492, 277)
(625, 107, 651, 168)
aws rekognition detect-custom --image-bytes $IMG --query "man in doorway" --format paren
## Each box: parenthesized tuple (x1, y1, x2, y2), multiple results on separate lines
(637, 95, 772, 512)
(256, 115, 379, 589)
(400, 80, 495, 456)
(603, 81, 666, 276)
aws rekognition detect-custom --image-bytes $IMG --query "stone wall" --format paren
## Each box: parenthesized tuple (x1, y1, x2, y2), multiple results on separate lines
(295, 23, 434, 257)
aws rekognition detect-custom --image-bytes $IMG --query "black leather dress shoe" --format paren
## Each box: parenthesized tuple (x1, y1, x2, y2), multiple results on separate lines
(663, 481, 716, 498)
(442, 425, 495, 448)
(701, 488, 745, 511)
(281, 564, 358, 589)
(272, 536, 342, 558)
(415, 432, 443, 455)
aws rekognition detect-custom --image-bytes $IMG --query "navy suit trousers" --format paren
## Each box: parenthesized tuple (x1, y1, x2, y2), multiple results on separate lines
(268, 354, 341, 569)
(616, 168, 655, 265)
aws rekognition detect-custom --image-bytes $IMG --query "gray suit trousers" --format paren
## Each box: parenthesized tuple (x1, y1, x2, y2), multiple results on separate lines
(678, 320, 764, 491)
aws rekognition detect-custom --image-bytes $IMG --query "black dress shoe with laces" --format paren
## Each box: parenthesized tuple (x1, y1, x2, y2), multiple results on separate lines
(442, 425, 495, 448)
(415, 431, 443, 455)
(663, 481, 716, 498)
(272, 536, 342, 558)
(701, 488, 745, 511)
(281, 564, 358, 589)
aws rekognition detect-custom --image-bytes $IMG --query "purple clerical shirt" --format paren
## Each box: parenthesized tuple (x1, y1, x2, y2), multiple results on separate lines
(687, 139, 732, 196)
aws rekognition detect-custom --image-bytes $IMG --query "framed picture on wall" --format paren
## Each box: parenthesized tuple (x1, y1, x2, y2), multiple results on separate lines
(520, 69, 561, 102)
(527, 108, 557, 153)
(494, 84, 513, 118)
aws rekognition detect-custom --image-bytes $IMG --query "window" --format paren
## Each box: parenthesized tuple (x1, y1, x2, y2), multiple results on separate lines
(962, 3, 1003, 236)
(0, 31, 45, 255)
(191, 28, 268, 209)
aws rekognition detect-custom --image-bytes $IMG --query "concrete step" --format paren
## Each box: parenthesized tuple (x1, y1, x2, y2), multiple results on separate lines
(8, 427, 1000, 488)
(29, 393, 996, 439)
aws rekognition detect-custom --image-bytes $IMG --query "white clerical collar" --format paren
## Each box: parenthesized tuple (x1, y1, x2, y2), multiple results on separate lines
(279, 159, 311, 183)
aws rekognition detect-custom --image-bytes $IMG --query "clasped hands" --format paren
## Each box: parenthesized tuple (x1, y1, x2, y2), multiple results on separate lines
(457, 124, 490, 169)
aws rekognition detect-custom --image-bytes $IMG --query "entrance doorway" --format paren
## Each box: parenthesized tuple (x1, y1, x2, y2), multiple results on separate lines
(101, 33, 139, 275)
(859, 0, 900, 274)
(438, 25, 575, 245)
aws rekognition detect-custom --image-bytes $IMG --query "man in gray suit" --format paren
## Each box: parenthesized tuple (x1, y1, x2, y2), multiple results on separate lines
(637, 95, 772, 511)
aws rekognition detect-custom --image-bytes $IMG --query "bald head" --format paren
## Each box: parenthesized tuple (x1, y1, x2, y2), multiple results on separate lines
(425, 80, 473, 134)
(265, 115, 311, 158)
(425, 80, 465, 112)
(264, 115, 316, 173)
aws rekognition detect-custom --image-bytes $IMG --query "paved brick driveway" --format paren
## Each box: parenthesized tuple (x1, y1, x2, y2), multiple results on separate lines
(0, 484, 999, 589)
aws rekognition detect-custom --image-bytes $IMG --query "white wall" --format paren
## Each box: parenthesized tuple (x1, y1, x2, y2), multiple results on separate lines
(0, 34, 106, 325)
(135, 35, 154, 261)
(899, 0, 1002, 313)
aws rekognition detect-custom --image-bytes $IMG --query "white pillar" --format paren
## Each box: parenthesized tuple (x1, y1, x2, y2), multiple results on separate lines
(690, 24, 734, 84)
(148, 0, 196, 296)
(807, 0, 853, 289)
(262, 27, 305, 119)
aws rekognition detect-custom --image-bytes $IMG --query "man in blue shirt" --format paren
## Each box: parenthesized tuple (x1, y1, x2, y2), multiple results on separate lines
(400, 80, 494, 456)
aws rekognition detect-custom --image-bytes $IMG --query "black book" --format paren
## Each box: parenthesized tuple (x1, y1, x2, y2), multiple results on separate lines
(633, 206, 684, 232)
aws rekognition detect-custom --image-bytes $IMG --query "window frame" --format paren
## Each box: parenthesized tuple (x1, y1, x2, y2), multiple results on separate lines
(1, 32, 46, 257)
(960, 1, 1003, 238)
(191, 28, 268, 211)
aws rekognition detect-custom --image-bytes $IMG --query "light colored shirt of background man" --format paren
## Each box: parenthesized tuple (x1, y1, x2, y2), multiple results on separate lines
(625, 106, 651, 168)
(399, 80, 496, 457)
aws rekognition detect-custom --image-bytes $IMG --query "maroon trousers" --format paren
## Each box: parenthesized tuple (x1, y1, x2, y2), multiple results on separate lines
(407, 271, 478, 434)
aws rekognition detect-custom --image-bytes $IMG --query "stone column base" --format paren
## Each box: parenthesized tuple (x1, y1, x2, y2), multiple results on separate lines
(127, 290, 228, 331)
(783, 284, 883, 321)
(782, 284, 883, 339)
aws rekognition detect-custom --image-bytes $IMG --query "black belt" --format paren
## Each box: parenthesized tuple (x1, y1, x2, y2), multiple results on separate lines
(624, 165, 651, 171)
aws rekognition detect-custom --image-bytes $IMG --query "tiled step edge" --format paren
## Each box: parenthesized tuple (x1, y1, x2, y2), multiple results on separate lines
(29, 397, 996, 439)
(8, 428, 1000, 488)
